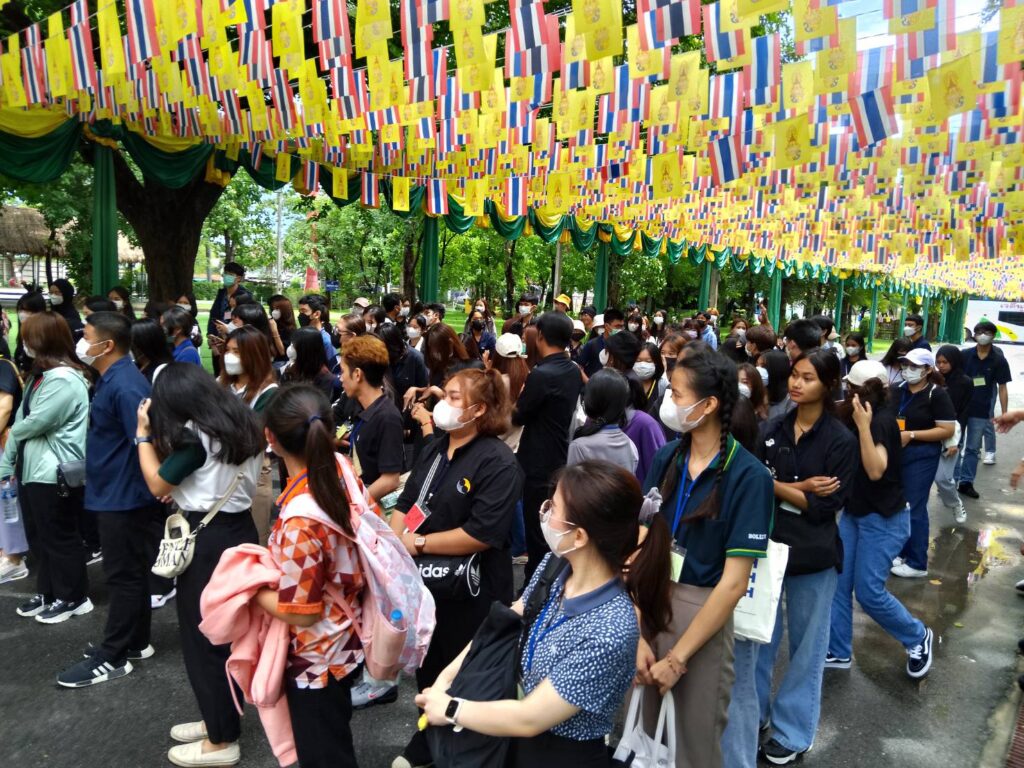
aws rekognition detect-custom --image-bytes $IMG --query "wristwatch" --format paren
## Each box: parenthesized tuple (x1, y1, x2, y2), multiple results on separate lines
(909, 431, 916, 441)
(445, 697, 465, 731)
(414, 535, 427, 555)
(134, 436, 153, 446)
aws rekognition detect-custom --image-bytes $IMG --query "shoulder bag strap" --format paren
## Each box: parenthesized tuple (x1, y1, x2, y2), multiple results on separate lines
(193, 470, 246, 534)
(415, 452, 445, 508)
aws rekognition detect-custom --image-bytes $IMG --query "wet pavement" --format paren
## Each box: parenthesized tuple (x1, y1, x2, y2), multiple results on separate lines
(3, 344, 1024, 768)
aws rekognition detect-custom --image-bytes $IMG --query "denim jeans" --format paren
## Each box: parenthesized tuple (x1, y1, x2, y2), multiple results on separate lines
(755, 567, 838, 753)
(984, 397, 996, 453)
(956, 417, 988, 486)
(829, 510, 927, 660)
(722, 638, 760, 768)
(898, 442, 941, 571)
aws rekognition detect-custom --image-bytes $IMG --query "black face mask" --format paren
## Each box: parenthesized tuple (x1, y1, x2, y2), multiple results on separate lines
(471, 319, 484, 332)
(664, 357, 677, 375)
(298, 314, 311, 327)
(571, 332, 585, 344)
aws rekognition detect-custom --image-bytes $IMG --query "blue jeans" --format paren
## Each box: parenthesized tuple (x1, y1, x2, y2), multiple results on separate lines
(985, 397, 996, 453)
(957, 417, 988, 486)
(898, 443, 941, 571)
(722, 638, 760, 768)
(829, 510, 926, 659)
(755, 567, 838, 753)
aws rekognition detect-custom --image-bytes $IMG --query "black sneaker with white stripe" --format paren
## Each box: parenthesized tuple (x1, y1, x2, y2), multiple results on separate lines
(56, 656, 133, 688)
(82, 642, 155, 661)
(824, 652, 852, 669)
(16, 594, 47, 617)
(906, 627, 934, 679)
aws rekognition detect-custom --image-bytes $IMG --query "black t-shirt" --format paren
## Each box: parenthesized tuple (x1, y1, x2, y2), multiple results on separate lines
(846, 413, 906, 517)
(943, 370, 973, 425)
(350, 394, 404, 486)
(962, 346, 1012, 419)
(396, 433, 523, 604)
(0, 358, 23, 429)
(889, 382, 956, 446)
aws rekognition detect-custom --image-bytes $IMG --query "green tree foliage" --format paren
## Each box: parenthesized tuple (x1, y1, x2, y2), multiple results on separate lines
(200, 174, 283, 274)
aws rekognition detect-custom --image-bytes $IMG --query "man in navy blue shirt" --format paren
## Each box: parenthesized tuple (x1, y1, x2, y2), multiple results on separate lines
(577, 308, 625, 378)
(904, 313, 931, 351)
(56, 312, 159, 688)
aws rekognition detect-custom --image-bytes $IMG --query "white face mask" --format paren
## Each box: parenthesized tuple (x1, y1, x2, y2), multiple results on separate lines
(738, 383, 752, 399)
(684, 329, 698, 340)
(24, 345, 36, 359)
(628, 322, 640, 333)
(286, 345, 297, 362)
(518, 305, 531, 316)
(659, 396, 707, 434)
(653, 316, 664, 326)
(901, 366, 925, 384)
(540, 504, 578, 558)
(224, 352, 243, 376)
(845, 345, 861, 357)
(271, 309, 282, 321)
(432, 399, 476, 432)
(49, 293, 63, 306)
(475, 305, 485, 313)
(756, 366, 769, 386)
(975, 333, 993, 346)
(633, 361, 656, 380)
(599, 348, 609, 367)
(177, 303, 192, 312)
(903, 325, 916, 337)
(75, 337, 107, 366)
(400, 306, 410, 317)
(367, 323, 377, 333)
(17, 311, 30, 323)
(407, 328, 421, 341)
(112, 299, 124, 311)
(735, 328, 747, 340)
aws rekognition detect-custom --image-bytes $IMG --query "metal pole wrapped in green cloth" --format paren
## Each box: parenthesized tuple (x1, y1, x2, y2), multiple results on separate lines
(91, 145, 119, 295)
(420, 215, 440, 303)
(937, 294, 948, 342)
(593, 240, 610, 312)
(868, 283, 880, 353)
(768, 268, 783, 330)
(698, 260, 713, 312)
(0, 120, 81, 183)
(834, 278, 845, 333)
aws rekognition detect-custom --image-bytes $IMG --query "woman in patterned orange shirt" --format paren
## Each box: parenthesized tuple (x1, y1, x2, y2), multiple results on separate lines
(256, 384, 366, 768)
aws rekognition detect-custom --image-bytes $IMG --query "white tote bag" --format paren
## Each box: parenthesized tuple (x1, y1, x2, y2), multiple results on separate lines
(732, 540, 790, 644)
(612, 688, 676, 768)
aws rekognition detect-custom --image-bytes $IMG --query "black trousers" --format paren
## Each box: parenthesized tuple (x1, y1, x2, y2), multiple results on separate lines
(80, 507, 101, 552)
(522, 478, 553, 584)
(20, 482, 87, 602)
(96, 507, 160, 662)
(146, 504, 175, 597)
(285, 672, 359, 768)
(511, 732, 608, 767)
(176, 510, 257, 745)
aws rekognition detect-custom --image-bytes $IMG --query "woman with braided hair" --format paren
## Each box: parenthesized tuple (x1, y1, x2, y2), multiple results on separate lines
(639, 348, 774, 768)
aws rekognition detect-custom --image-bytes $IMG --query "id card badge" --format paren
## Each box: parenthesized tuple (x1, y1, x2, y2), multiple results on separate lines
(896, 418, 906, 430)
(669, 544, 687, 582)
(780, 500, 803, 515)
(404, 502, 431, 532)
(973, 377, 986, 387)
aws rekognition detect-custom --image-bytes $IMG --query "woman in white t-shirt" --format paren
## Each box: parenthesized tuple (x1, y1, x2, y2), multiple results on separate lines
(136, 363, 264, 768)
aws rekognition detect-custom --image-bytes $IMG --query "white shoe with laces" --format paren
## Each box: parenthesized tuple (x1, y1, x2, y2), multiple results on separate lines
(983, 452, 996, 465)
(0, 557, 28, 584)
(953, 499, 967, 525)
(891, 562, 929, 578)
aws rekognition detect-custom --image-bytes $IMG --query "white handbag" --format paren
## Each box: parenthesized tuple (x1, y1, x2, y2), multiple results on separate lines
(732, 539, 790, 643)
(152, 471, 244, 579)
(612, 687, 676, 768)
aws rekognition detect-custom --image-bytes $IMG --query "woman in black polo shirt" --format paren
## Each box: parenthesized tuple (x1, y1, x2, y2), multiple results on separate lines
(390, 367, 523, 768)
(641, 349, 774, 768)
(828, 361, 933, 680)
(755, 350, 857, 766)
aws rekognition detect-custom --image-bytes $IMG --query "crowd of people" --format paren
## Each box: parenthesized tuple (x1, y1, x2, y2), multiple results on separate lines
(0, 269, 1013, 768)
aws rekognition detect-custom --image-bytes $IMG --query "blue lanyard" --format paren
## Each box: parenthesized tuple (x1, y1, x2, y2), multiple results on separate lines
(898, 387, 917, 417)
(348, 419, 364, 456)
(670, 451, 718, 539)
(525, 592, 570, 670)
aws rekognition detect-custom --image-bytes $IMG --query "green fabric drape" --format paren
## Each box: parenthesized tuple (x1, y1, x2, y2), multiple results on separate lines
(868, 283, 880, 353)
(442, 194, 475, 233)
(420, 215, 440, 303)
(0, 120, 81, 183)
(898, 289, 909, 330)
(568, 217, 600, 252)
(834, 279, 845, 333)
(120, 134, 213, 189)
(768, 269, 783, 329)
(485, 201, 528, 240)
(698, 260, 713, 312)
(937, 295, 948, 342)
(594, 241, 610, 312)
(529, 211, 567, 243)
(922, 294, 931, 334)
(91, 145, 118, 295)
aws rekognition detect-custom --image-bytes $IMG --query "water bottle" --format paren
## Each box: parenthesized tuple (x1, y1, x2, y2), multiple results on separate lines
(2, 480, 18, 524)
(390, 609, 405, 629)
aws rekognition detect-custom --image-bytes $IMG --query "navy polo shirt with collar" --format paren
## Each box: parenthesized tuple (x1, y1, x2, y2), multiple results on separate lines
(85, 356, 157, 512)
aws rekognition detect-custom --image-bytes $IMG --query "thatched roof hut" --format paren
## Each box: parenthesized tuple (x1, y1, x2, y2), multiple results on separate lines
(0, 206, 143, 264)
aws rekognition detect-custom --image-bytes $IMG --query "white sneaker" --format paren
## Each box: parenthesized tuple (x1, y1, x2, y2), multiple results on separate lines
(151, 588, 177, 609)
(351, 678, 399, 709)
(983, 452, 996, 465)
(892, 557, 905, 568)
(170, 721, 209, 743)
(391, 757, 431, 768)
(167, 741, 239, 767)
(0, 558, 28, 584)
(953, 500, 967, 525)
(891, 562, 929, 578)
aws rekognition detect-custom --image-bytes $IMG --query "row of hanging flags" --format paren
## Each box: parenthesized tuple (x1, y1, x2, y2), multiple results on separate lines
(1, 0, 1024, 296)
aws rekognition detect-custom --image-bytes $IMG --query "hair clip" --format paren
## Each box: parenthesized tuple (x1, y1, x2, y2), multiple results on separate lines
(639, 488, 662, 526)
(306, 414, 323, 426)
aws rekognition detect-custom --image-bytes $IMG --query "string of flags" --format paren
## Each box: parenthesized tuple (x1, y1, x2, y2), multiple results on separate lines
(0, 0, 1024, 298)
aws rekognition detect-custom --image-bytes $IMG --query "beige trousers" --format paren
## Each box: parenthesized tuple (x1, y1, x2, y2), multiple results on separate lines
(250, 454, 273, 545)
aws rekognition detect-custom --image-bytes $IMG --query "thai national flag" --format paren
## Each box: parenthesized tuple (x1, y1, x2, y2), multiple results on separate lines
(425, 0, 450, 23)
(747, 33, 780, 102)
(272, 69, 298, 131)
(361, 172, 380, 207)
(21, 26, 46, 105)
(313, 0, 348, 42)
(854, 46, 893, 94)
(427, 178, 449, 214)
(302, 161, 320, 195)
(401, 0, 433, 80)
(849, 87, 897, 149)
(181, 36, 212, 97)
(237, 0, 266, 33)
(126, 0, 159, 63)
(67, 0, 97, 92)
(702, 2, 745, 63)
(709, 132, 744, 187)
(906, 0, 956, 60)
(638, 0, 701, 49)
(709, 72, 741, 121)
(504, 176, 527, 215)
(510, 1, 548, 52)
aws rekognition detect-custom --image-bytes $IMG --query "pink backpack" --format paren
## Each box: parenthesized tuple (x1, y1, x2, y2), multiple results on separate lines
(280, 455, 435, 682)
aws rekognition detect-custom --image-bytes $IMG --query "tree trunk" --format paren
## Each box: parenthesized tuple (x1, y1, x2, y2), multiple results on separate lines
(504, 240, 516, 314)
(708, 267, 721, 310)
(109, 150, 225, 301)
(402, 222, 419, 302)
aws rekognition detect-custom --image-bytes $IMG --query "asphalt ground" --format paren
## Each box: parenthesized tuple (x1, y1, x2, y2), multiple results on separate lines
(4, 344, 1024, 768)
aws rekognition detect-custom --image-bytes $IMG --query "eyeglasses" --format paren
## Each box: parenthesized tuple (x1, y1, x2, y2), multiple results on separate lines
(539, 499, 576, 527)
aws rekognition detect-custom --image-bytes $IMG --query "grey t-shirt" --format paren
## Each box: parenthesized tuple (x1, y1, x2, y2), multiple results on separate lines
(567, 427, 638, 475)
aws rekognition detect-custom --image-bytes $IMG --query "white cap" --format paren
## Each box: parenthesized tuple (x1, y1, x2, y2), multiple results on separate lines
(593, 314, 605, 328)
(898, 348, 935, 367)
(844, 360, 888, 387)
(353, 297, 370, 309)
(495, 333, 524, 358)
(572, 320, 585, 333)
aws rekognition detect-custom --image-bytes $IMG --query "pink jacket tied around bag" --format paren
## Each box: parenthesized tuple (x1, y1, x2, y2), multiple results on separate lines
(199, 543, 296, 768)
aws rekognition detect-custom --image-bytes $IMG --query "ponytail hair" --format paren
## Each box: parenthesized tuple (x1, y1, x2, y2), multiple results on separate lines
(264, 384, 355, 537)
(555, 460, 671, 639)
(574, 368, 630, 439)
(658, 349, 738, 524)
